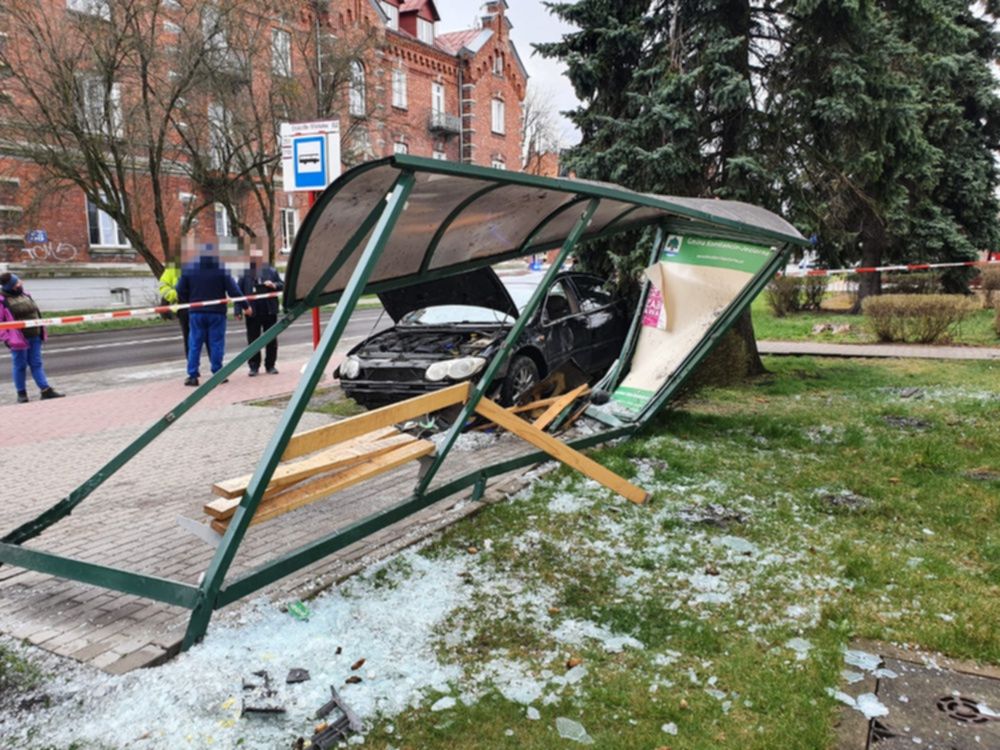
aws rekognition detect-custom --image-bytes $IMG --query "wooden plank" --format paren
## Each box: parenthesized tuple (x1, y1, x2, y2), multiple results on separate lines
(474, 397, 648, 505)
(282, 383, 470, 461)
(532, 384, 589, 432)
(508, 395, 562, 415)
(211, 440, 436, 533)
(209, 430, 414, 501)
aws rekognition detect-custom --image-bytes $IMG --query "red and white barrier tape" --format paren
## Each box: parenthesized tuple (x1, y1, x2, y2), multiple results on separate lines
(0, 291, 282, 331)
(782, 258, 1000, 278)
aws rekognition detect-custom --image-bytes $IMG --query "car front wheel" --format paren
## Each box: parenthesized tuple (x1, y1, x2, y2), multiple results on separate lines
(500, 354, 540, 406)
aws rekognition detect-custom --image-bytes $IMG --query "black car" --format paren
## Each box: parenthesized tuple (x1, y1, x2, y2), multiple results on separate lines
(335, 267, 629, 408)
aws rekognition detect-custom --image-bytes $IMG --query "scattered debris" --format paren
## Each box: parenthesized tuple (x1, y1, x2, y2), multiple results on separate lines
(526, 707, 541, 720)
(964, 468, 1000, 482)
(819, 490, 871, 512)
(882, 415, 932, 431)
(286, 668, 310, 685)
(350, 659, 366, 671)
(898, 387, 925, 399)
(785, 638, 812, 661)
(566, 656, 583, 670)
(431, 696, 456, 712)
(241, 670, 285, 717)
(843, 648, 883, 672)
(704, 563, 720, 576)
(662, 721, 678, 735)
(309, 686, 363, 749)
(286, 601, 312, 621)
(345, 675, 362, 685)
(555, 717, 594, 744)
(678, 503, 747, 527)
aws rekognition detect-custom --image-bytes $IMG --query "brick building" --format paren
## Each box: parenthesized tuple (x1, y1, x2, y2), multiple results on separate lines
(0, 0, 526, 269)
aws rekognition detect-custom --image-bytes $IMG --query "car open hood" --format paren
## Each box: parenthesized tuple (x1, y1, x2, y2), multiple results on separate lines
(377, 266, 519, 323)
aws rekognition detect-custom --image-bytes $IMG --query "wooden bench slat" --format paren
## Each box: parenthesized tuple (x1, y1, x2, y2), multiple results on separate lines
(282, 383, 470, 460)
(210, 439, 436, 532)
(209, 429, 412, 501)
(531, 384, 589, 431)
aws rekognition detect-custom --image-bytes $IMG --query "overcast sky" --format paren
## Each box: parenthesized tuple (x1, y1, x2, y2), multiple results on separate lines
(431, 0, 581, 145)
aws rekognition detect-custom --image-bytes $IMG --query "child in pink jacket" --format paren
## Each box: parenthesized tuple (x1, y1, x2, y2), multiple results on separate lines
(0, 273, 64, 403)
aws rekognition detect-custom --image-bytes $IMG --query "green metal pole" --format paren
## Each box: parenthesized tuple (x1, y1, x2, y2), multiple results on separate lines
(2, 308, 301, 548)
(414, 197, 601, 499)
(181, 171, 417, 650)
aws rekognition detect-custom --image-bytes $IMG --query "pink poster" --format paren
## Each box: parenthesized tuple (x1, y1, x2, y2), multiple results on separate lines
(642, 286, 666, 329)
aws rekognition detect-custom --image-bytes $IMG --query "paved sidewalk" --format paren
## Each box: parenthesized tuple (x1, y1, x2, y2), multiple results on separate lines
(759, 340, 1000, 360)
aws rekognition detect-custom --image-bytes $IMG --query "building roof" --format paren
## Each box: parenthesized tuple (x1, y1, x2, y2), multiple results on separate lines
(399, 0, 440, 21)
(435, 28, 491, 56)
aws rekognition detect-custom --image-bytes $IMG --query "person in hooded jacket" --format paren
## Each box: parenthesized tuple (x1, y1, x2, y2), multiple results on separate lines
(176, 249, 250, 386)
(0, 273, 64, 403)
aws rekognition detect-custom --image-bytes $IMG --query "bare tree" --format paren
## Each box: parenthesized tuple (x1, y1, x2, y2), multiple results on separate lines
(522, 84, 564, 175)
(0, 0, 245, 275)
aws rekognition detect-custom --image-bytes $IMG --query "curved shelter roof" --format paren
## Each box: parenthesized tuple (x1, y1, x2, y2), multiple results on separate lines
(284, 155, 807, 307)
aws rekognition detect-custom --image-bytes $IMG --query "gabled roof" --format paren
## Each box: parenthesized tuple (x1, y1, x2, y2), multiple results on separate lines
(399, 0, 440, 21)
(435, 28, 492, 56)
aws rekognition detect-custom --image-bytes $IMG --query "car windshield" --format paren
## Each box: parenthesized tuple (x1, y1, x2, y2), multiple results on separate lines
(399, 305, 515, 326)
(396, 276, 537, 326)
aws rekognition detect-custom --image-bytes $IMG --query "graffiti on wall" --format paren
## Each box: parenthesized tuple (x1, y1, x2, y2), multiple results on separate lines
(2, 242, 79, 263)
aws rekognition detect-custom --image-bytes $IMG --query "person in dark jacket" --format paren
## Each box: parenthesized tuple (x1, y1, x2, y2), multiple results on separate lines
(238, 250, 284, 376)
(0, 273, 64, 403)
(176, 250, 250, 386)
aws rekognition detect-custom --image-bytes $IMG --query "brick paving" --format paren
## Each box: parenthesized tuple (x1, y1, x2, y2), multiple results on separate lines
(0, 345, 535, 673)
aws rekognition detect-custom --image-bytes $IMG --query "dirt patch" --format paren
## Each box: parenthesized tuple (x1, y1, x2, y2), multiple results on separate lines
(882, 415, 932, 431)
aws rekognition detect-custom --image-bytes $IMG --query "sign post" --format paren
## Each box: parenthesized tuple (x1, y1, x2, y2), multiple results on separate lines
(280, 120, 341, 349)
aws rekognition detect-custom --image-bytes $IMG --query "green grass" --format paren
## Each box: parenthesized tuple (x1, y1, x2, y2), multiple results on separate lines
(0, 641, 43, 694)
(346, 356, 1000, 749)
(750, 292, 1000, 345)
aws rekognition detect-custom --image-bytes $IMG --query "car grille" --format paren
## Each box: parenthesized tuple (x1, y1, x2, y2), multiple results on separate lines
(359, 366, 427, 382)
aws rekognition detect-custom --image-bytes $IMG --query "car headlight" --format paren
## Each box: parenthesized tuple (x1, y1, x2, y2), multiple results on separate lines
(425, 361, 451, 381)
(426, 357, 486, 382)
(447, 356, 486, 380)
(340, 356, 361, 379)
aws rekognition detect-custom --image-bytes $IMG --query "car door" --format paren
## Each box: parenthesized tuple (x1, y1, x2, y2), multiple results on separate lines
(567, 274, 627, 375)
(539, 278, 590, 372)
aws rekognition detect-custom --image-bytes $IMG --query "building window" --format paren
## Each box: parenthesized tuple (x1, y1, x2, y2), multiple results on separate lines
(493, 53, 504, 76)
(491, 98, 505, 135)
(349, 60, 366, 116)
(393, 141, 408, 155)
(391, 68, 407, 109)
(78, 77, 122, 137)
(87, 196, 129, 248)
(432, 149, 446, 160)
(431, 82, 445, 116)
(380, 1, 399, 30)
(110, 287, 131, 306)
(214, 203, 232, 239)
(208, 101, 229, 169)
(417, 18, 435, 45)
(272, 29, 292, 77)
(67, 0, 110, 19)
(201, 4, 228, 53)
(280, 208, 298, 253)
(491, 156, 506, 170)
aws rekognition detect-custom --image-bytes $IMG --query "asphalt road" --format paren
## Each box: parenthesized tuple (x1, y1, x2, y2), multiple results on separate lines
(43, 307, 391, 375)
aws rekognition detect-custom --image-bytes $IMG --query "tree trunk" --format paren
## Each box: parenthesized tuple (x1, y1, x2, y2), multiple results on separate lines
(851, 216, 885, 313)
(734, 307, 766, 376)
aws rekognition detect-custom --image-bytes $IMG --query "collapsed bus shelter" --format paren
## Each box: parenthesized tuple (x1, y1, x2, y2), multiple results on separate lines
(0, 156, 807, 653)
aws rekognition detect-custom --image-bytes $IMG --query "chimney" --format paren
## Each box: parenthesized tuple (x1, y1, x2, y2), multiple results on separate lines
(481, 0, 506, 29)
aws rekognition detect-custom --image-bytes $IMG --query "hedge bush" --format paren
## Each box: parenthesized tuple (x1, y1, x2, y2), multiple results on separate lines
(765, 275, 829, 316)
(981, 267, 1000, 308)
(883, 271, 942, 295)
(863, 294, 977, 343)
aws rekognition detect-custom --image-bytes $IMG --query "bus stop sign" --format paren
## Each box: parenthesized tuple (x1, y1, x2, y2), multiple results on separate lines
(280, 120, 341, 193)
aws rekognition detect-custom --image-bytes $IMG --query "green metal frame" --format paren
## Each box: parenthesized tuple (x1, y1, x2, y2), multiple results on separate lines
(0, 158, 807, 653)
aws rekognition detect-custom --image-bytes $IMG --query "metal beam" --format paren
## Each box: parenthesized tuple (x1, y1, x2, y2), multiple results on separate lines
(413, 197, 602, 499)
(181, 171, 417, 650)
(0, 543, 199, 609)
